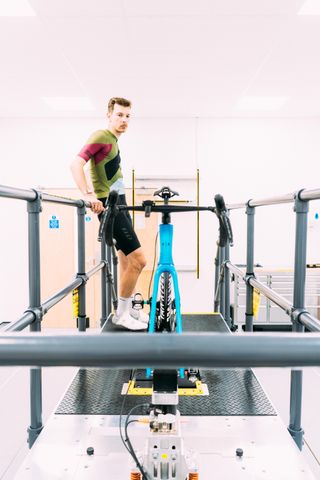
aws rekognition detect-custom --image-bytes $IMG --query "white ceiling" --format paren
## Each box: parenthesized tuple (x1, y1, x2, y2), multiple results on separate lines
(1, 0, 319, 118)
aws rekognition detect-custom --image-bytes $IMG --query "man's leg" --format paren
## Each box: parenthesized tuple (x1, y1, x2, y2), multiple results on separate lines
(113, 248, 147, 330)
(117, 249, 149, 324)
(118, 250, 128, 282)
(118, 247, 146, 297)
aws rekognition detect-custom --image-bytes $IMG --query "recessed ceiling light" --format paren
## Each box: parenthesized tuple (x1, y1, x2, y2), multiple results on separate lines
(42, 97, 95, 111)
(236, 96, 288, 111)
(298, 0, 320, 15)
(0, 0, 36, 16)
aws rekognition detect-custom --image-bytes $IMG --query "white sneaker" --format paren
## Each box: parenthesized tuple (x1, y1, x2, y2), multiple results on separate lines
(112, 311, 147, 331)
(130, 308, 149, 325)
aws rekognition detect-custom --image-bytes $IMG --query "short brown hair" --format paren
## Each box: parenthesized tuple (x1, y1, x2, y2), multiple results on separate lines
(107, 97, 131, 113)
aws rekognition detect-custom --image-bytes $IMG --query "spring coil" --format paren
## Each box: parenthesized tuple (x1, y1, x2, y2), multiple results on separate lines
(130, 472, 142, 480)
(188, 473, 199, 480)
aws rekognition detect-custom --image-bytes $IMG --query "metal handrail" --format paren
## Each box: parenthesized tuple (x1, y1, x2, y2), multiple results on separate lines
(227, 261, 293, 314)
(0, 184, 38, 201)
(0, 184, 91, 208)
(3, 311, 36, 332)
(0, 183, 111, 448)
(214, 185, 320, 450)
(226, 187, 320, 210)
(0, 332, 320, 368)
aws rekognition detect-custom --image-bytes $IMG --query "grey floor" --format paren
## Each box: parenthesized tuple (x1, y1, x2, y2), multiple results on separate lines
(1, 340, 320, 478)
(253, 367, 320, 478)
(0, 365, 77, 479)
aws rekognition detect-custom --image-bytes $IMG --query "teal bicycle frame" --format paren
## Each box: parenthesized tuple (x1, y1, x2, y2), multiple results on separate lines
(147, 222, 184, 378)
(149, 223, 182, 334)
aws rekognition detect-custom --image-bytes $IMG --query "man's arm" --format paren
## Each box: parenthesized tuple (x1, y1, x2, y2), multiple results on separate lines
(70, 156, 104, 214)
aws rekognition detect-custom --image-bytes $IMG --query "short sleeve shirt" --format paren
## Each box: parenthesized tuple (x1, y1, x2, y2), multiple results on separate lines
(78, 129, 125, 198)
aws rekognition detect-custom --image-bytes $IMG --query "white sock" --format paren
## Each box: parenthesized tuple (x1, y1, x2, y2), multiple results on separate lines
(116, 297, 131, 316)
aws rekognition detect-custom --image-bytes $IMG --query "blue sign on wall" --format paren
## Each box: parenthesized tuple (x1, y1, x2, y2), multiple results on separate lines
(49, 215, 60, 229)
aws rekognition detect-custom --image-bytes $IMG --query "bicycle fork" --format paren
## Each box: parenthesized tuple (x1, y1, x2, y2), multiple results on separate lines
(148, 223, 184, 378)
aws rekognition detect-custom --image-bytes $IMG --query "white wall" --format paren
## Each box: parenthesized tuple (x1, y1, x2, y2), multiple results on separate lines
(1, 117, 320, 319)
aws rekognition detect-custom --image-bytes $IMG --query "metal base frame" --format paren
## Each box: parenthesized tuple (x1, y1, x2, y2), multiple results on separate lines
(15, 414, 315, 479)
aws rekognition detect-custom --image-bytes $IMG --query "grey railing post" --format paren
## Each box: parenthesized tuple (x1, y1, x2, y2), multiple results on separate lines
(77, 202, 87, 332)
(224, 241, 232, 329)
(219, 247, 226, 319)
(100, 239, 107, 327)
(112, 245, 118, 299)
(245, 205, 255, 332)
(27, 191, 43, 448)
(106, 245, 112, 318)
(214, 245, 220, 312)
(266, 274, 272, 323)
(288, 192, 309, 450)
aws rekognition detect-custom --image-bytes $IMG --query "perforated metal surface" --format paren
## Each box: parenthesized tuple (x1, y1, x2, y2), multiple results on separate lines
(56, 367, 275, 416)
(56, 315, 275, 417)
(102, 313, 228, 333)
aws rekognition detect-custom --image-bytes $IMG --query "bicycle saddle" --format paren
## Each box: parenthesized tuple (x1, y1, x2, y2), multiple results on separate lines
(153, 186, 179, 200)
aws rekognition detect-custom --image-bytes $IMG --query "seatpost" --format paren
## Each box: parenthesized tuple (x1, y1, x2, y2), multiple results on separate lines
(162, 191, 171, 223)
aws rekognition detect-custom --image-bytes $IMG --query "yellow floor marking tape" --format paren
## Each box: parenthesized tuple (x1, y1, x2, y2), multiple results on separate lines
(127, 380, 205, 396)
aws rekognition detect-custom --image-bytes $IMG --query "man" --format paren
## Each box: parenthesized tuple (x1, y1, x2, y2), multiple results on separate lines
(70, 97, 148, 330)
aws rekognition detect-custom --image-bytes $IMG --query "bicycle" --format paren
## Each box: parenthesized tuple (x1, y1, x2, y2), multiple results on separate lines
(99, 186, 232, 338)
(98, 186, 233, 479)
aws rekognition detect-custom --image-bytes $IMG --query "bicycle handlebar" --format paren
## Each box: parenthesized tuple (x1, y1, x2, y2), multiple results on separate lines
(98, 190, 233, 248)
(214, 194, 234, 247)
(97, 190, 119, 246)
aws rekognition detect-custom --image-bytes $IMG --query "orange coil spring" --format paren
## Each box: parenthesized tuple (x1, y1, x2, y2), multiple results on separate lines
(130, 473, 142, 480)
(189, 473, 199, 480)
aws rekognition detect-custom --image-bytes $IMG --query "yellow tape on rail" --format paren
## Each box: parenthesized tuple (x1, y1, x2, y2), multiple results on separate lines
(72, 288, 79, 318)
(253, 288, 261, 318)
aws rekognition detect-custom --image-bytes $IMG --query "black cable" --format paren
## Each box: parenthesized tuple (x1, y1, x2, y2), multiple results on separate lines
(119, 383, 150, 480)
(124, 419, 141, 471)
(119, 380, 132, 455)
(124, 404, 150, 480)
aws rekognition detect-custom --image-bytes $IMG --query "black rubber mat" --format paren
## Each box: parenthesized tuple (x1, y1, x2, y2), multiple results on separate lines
(56, 368, 275, 416)
(56, 314, 275, 416)
(102, 313, 228, 333)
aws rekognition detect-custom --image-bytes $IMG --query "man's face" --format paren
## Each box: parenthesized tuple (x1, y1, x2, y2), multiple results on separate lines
(107, 103, 131, 136)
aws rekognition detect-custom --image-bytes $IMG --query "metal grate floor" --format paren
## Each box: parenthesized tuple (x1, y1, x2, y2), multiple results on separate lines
(56, 367, 276, 416)
(56, 314, 275, 417)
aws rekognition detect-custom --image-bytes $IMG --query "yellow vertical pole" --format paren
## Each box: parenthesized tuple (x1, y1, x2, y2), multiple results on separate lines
(196, 168, 200, 279)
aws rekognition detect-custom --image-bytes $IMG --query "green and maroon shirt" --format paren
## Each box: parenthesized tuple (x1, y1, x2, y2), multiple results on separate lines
(78, 129, 125, 198)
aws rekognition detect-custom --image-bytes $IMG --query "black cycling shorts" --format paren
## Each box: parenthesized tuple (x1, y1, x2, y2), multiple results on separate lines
(99, 194, 141, 256)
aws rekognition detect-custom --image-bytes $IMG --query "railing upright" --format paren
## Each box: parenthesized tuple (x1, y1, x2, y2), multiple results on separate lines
(288, 192, 309, 449)
(26, 192, 43, 448)
(214, 246, 220, 312)
(100, 239, 107, 327)
(106, 245, 112, 318)
(245, 205, 255, 332)
(219, 246, 226, 319)
(224, 240, 232, 329)
(112, 246, 118, 299)
(77, 202, 87, 331)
